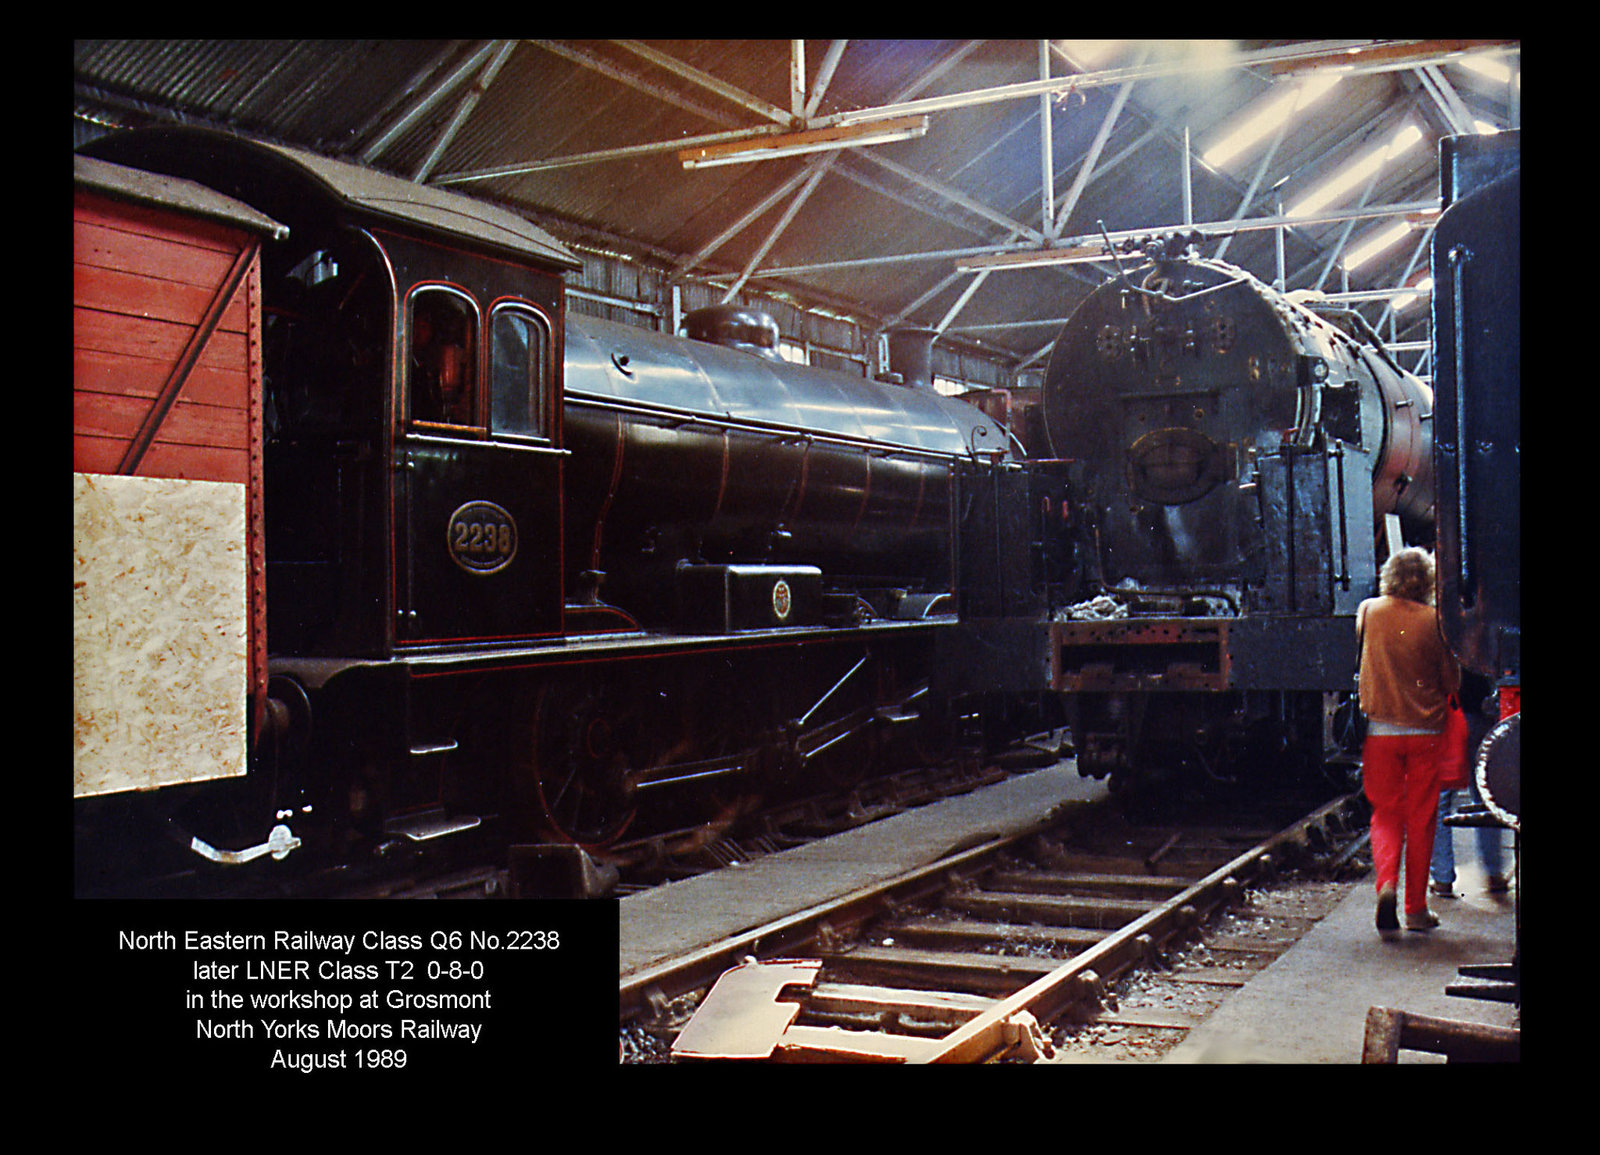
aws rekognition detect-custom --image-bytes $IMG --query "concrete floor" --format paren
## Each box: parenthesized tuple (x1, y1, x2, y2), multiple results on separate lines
(619, 763, 1109, 979)
(1163, 842, 1520, 1063)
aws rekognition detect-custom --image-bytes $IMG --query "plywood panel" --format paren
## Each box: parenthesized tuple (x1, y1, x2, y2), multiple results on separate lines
(74, 472, 249, 797)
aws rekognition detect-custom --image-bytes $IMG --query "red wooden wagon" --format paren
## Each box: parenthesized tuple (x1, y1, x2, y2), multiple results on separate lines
(73, 155, 287, 798)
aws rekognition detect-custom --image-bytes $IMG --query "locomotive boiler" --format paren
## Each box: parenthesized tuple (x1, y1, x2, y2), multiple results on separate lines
(1031, 249, 1437, 801)
(73, 126, 1012, 892)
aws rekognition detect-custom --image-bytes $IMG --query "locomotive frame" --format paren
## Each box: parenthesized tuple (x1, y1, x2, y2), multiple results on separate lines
(946, 246, 1445, 806)
(73, 127, 1016, 892)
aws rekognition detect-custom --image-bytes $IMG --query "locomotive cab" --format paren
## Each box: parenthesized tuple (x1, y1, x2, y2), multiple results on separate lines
(84, 127, 583, 662)
(81, 128, 587, 859)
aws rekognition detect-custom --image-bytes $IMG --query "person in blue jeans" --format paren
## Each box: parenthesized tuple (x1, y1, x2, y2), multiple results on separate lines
(1430, 671, 1510, 896)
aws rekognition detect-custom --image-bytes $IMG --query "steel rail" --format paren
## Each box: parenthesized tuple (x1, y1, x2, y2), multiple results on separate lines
(618, 822, 1055, 1022)
(921, 791, 1359, 1062)
(621, 789, 1361, 1050)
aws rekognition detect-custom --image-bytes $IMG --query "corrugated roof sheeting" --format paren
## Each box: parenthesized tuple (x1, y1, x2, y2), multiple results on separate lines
(74, 39, 1521, 382)
(74, 39, 461, 150)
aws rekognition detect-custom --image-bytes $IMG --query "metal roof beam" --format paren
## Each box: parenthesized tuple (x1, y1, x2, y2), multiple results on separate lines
(1254, 40, 1518, 78)
(530, 39, 742, 127)
(1051, 70, 1140, 237)
(690, 43, 1027, 296)
(832, 164, 1003, 242)
(936, 259, 1000, 334)
(718, 198, 1437, 281)
(805, 40, 849, 118)
(948, 316, 1074, 333)
(860, 151, 1046, 243)
(412, 40, 517, 182)
(1002, 124, 1156, 227)
(810, 41, 1512, 130)
(1375, 228, 1433, 330)
(671, 162, 822, 277)
(435, 41, 987, 187)
(672, 45, 987, 277)
(1038, 42, 1056, 237)
(359, 40, 497, 164)
(893, 40, 989, 103)
(1313, 162, 1385, 290)
(702, 244, 1013, 283)
(612, 39, 795, 127)
(434, 125, 800, 183)
(1416, 65, 1475, 135)
(720, 158, 833, 303)
(1213, 112, 1293, 262)
(887, 268, 973, 329)
(940, 44, 1143, 332)
(790, 41, 806, 121)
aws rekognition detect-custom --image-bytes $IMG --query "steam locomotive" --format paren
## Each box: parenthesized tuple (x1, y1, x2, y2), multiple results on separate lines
(1431, 129, 1520, 1003)
(949, 238, 1441, 807)
(72, 119, 1500, 895)
(1430, 130, 1520, 832)
(73, 127, 1014, 893)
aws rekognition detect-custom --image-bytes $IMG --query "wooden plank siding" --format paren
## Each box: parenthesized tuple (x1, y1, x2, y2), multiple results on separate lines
(73, 189, 259, 484)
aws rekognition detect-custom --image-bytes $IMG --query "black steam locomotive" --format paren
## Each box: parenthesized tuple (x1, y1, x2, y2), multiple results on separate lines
(1431, 130, 1520, 830)
(951, 239, 1441, 806)
(1431, 129, 1520, 1003)
(73, 127, 1015, 892)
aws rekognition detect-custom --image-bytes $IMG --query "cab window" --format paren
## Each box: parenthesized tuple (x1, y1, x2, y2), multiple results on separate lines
(408, 287, 479, 428)
(262, 232, 389, 435)
(490, 304, 553, 440)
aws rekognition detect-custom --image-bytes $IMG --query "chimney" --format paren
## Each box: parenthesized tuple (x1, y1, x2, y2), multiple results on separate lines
(885, 326, 938, 391)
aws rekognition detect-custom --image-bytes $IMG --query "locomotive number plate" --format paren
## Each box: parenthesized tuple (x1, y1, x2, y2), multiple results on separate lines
(447, 501, 517, 574)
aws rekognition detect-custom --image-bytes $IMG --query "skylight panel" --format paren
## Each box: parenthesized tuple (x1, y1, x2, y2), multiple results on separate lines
(1458, 53, 1515, 84)
(1056, 41, 1124, 69)
(1286, 123, 1424, 219)
(1342, 220, 1414, 273)
(1202, 72, 1343, 169)
(1392, 275, 1433, 312)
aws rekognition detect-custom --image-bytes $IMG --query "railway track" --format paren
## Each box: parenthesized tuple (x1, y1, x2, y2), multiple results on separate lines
(620, 789, 1367, 1064)
(604, 751, 1043, 893)
(80, 739, 1036, 900)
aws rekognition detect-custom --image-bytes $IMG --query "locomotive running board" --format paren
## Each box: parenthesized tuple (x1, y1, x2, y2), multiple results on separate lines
(383, 810, 482, 842)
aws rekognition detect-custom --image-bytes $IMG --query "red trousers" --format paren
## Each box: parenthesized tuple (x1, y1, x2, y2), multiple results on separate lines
(1362, 733, 1442, 915)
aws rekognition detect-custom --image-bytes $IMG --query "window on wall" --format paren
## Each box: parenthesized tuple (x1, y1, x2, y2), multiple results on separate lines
(490, 304, 553, 440)
(409, 287, 479, 427)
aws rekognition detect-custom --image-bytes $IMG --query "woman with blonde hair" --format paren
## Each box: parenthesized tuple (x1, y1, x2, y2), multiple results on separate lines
(1357, 547, 1461, 935)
